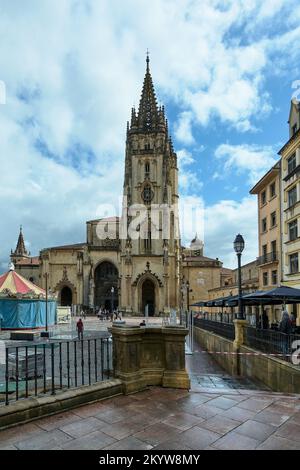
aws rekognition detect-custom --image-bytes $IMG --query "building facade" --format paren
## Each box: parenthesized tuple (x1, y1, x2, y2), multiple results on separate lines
(10, 57, 229, 315)
(279, 99, 300, 319)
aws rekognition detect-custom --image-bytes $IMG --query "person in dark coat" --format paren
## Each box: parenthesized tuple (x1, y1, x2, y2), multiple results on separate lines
(279, 310, 292, 357)
(261, 310, 269, 329)
(279, 310, 292, 334)
(76, 318, 84, 340)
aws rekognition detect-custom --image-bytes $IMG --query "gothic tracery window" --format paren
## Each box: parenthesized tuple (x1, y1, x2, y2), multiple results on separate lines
(142, 184, 154, 204)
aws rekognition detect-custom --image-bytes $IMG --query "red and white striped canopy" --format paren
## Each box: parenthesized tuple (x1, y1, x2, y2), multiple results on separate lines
(0, 268, 46, 298)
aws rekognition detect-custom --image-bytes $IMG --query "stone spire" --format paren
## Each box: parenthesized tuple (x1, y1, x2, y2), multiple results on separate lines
(137, 52, 159, 131)
(13, 226, 28, 257)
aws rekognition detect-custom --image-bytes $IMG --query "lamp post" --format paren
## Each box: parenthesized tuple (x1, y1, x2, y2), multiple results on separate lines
(111, 286, 115, 314)
(43, 272, 49, 332)
(233, 234, 245, 320)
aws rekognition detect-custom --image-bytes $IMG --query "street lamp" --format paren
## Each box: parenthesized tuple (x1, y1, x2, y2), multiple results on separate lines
(111, 286, 115, 314)
(233, 234, 245, 320)
(42, 272, 50, 337)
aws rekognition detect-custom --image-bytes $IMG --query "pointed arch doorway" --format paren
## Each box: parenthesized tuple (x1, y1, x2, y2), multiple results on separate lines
(142, 279, 155, 316)
(60, 286, 72, 306)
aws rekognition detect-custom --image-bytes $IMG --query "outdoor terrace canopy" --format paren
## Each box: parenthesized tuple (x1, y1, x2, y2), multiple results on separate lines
(191, 286, 300, 309)
(0, 266, 57, 329)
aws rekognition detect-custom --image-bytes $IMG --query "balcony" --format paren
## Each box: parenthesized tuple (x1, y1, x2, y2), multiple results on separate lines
(256, 251, 278, 266)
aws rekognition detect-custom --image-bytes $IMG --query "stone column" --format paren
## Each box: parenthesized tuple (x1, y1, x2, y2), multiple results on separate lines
(233, 319, 248, 348)
(110, 325, 146, 395)
(162, 326, 190, 389)
(233, 319, 248, 376)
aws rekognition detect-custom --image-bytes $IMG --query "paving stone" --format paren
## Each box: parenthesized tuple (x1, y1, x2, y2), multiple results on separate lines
(234, 419, 276, 442)
(178, 425, 220, 449)
(162, 411, 204, 431)
(59, 417, 105, 438)
(201, 415, 241, 435)
(103, 436, 153, 450)
(101, 418, 149, 440)
(212, 430, 260, 450)
(0, 422, 42, 446)
(133, 422, 183, 446)
(207, 396, 237, 410)
(257, 435, 300, 450)
(237, 397, 274, 412)
(37, 410, 82, 431)
(274, 421, 300, 442)
(193, 403, 221, 419)
(60, 430, 116, 450)
(253, 410, 291, 427)
(94, 406, 134, 424)
(220, 406, 256, 423)
(154, 440, 193, 450)
(15, 429, 73, 450)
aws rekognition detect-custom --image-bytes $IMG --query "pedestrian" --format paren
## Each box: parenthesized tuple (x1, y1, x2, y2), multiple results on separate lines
(140, 320, 146, 326)
(279, 310, 292, 357)
(76, 318, 84, 340)
(279, 310, 292, 334)
(261, 310, 269, 330)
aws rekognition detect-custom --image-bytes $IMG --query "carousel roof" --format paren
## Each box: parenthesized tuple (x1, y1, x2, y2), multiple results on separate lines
(0, 265, 46, 298)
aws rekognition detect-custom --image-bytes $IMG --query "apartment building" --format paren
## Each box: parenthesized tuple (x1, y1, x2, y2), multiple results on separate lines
(279, 99, 300, 321)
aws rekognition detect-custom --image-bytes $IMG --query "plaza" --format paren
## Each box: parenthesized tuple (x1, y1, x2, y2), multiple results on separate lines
(1, 334, 300, 450)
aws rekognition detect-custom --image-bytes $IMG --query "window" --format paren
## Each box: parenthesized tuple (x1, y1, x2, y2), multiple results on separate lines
(289, 220, 298, 241)
(288, 186, 297, 208)
(292, 124, 298, 135)
(261, 244, 267, 263)
(288, 153, 297, 175)
(142, 184, 154, 204)
(271, 240, 277, 259)
(144, 142, 151, 150)
(263, 272, 268, 286)
(144, 231, 152, 251)
(290, 253, 299, 274)
(145, 162, 150, 178)
(261, 190, 266, 205)
(270, 182, 276, 198)
(271, 211, 276, 227)
(262, 218, 267, 232)
(271, 270, 277, 285)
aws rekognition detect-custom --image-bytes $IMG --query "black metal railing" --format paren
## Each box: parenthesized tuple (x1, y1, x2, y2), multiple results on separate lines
(0, 335, 113, 406)
(199, 312, 236, 323)
(256, 251, 278, 266)
(194, 318, 235, 340)
(245, 327, 300, 363)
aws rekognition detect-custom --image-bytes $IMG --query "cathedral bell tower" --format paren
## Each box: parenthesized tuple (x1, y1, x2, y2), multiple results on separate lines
(120, 54, 181, 316)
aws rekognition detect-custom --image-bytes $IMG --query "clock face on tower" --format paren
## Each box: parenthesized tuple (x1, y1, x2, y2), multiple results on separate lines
(142, 184, 154, 203)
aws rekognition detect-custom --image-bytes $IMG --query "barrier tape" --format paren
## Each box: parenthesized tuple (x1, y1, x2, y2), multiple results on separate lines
(194, 350, 296, 357)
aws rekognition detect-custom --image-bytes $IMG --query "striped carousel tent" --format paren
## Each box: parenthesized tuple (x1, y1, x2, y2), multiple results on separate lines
(0, 264, 57, 329)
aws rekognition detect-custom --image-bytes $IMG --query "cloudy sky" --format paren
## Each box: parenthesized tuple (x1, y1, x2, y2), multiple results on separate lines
(1, 0, 300, 269)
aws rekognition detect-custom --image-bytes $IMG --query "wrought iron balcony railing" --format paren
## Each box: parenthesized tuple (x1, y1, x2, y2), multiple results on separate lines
(256, 251, 278, 266)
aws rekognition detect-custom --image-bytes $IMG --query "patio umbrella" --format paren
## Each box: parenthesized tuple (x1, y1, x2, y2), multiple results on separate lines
(242, 286, 300, 305)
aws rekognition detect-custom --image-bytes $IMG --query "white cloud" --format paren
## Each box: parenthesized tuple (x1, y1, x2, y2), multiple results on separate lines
(204, 197, 258, 268)
(180, 194, 258, 268)
(174, 112, 194, 145)
(214, 143, 278, 185)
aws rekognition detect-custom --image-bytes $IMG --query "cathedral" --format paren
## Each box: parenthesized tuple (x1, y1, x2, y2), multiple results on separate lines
(10, 56, 231, 315)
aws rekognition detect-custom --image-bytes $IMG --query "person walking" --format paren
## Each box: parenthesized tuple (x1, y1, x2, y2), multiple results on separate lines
(279, 310, 292, 357)
(76, 318, 84, 340)
(262, 310, 269, 330)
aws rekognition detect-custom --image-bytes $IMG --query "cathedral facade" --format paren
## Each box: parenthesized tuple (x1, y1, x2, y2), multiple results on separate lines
(11, 57, 231, 315)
